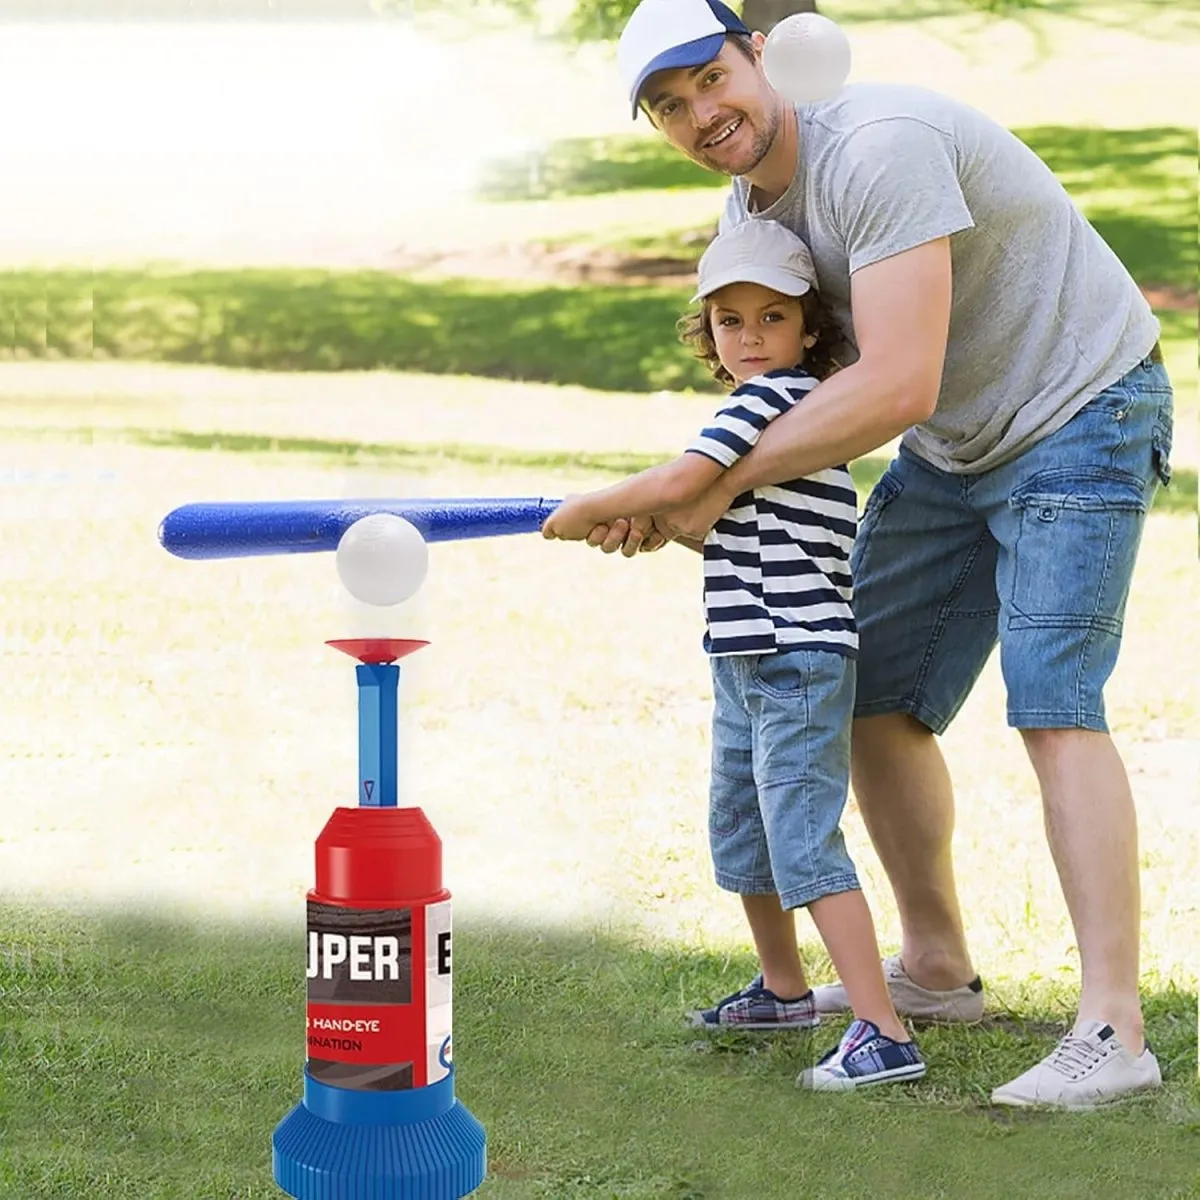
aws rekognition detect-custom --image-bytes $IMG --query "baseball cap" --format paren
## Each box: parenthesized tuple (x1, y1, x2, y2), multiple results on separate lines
(618, 0, 750, 118)
(693, 219, 819, 301)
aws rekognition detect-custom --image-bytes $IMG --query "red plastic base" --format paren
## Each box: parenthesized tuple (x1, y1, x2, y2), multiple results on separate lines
(326, 638, 429, 665)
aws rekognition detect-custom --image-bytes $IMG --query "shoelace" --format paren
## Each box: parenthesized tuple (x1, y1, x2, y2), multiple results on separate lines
(713, 978, 762, 1012)
(1047, 1033, 1107, 1077)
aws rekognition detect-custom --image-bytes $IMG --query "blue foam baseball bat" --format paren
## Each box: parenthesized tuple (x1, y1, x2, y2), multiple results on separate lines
(158, 497, 563, 560)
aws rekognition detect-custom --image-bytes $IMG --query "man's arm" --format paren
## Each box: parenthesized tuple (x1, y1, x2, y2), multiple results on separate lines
(724, 238, 951, 493)
(653, 239, 952, 544)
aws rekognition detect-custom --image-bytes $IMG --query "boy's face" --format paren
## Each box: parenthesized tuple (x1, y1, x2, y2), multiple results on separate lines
(641, 40, 781, 177)
(709, 282, 814, 384)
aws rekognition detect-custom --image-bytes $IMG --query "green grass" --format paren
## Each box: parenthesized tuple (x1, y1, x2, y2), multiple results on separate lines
(1, 906, 1196, 1200)
(823, 0, 1200, 34)
(3, 269, 718, 394)
(5, 124, 1192, 402)
(486, 125, 1197, 291)
(0, 366, 1194, 1192)
(3, 421, 1193, 513)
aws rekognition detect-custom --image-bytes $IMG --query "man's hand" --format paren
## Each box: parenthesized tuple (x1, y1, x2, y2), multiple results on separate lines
(651, 487, 730, 544)
(584, 514, 669, 557)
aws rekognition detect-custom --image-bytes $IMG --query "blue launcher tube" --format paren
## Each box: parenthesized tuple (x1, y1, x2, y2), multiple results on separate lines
(272, 639, 485, 1199)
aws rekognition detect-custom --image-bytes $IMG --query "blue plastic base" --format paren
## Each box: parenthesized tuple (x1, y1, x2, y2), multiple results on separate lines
(272, 1070, 486, 1199)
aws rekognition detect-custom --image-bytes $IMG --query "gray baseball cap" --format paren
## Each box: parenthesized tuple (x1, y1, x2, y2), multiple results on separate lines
(693, 219, 819, 302)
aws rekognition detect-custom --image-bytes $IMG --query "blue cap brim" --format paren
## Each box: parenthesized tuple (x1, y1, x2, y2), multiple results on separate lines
(630, 32, 727, 118)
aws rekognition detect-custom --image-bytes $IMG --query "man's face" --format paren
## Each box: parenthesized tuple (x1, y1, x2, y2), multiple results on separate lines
(641, 40, 781, 177)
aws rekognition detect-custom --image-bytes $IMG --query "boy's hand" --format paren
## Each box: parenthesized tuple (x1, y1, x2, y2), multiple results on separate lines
(541, 495, 599, 542)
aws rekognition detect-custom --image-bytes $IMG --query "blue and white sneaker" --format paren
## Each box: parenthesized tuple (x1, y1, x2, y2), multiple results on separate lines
(687, 975, 820, 1031)
(798, 1019, 926, 1090)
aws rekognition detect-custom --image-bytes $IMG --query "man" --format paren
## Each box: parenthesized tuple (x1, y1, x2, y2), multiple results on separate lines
(595, 0, 1174, 1107)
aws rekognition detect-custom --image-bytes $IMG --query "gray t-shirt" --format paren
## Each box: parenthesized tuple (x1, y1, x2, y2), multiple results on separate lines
(721, 83, 1159, 474)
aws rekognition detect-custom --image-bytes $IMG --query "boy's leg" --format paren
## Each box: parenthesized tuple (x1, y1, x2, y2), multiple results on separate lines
(983, 357, 1172, 1103)
(740, 894, 807, 999)
(748, 650, 926, 1087)
(691, 656, 819, 1030)
(808, 889, 907, 1043)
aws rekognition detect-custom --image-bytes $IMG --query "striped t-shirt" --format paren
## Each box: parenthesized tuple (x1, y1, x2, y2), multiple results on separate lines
(686, 367, 858, 658)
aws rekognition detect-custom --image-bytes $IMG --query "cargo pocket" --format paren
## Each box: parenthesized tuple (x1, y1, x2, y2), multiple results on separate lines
(1008, 468, 1148, 633)
(709, 804, 739, 837)
(1152, 420, 1173, 488)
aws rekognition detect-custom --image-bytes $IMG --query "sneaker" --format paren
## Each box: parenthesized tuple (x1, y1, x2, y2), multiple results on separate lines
(812, 954, 985, 1023)
(686, 975, 820, 1031)
(990, 1020, 1162, 1110)
(798, 1019, 926, 1091)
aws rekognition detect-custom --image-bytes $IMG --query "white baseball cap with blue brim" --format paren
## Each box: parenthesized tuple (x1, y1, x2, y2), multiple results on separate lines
(692, 219, 819, 302)
(618, 0, 751, 118)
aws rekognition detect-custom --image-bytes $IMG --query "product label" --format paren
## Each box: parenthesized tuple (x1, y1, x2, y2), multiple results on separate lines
(306, 901, 415, 1090)
(306, 901, 412, 1002)
(425, 899, 453, 1085)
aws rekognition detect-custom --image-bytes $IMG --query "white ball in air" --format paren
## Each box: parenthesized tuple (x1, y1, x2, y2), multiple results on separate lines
(336, 513, 429, 607)
(762, 13, 852, 105)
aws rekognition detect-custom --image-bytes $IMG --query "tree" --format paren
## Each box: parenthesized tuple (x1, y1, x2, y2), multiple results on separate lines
(558, 0, 817, 42)
(741, 0, 819, 33)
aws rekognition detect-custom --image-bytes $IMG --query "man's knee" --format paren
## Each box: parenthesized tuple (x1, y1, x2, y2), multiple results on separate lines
(1018, 726, 1113, 770)
(852, 712, 936, 778)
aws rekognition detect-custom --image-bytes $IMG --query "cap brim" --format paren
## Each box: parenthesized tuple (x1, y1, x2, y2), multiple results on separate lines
(692, 266, 814, 302)
(630, 32, 726, 118)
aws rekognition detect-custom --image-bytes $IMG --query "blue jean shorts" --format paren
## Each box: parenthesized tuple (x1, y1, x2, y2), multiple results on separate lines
(852, 356, 1174, 734)
(709, 648, 861, 909)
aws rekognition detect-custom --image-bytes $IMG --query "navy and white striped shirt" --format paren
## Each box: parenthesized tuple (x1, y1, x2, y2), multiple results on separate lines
(686, 368, 858, 658)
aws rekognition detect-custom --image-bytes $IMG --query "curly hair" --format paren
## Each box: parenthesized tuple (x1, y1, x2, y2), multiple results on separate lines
(677, 290, 841, 389)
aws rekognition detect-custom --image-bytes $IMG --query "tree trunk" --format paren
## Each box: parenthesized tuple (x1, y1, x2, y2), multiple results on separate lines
(741, 0, 818, 34)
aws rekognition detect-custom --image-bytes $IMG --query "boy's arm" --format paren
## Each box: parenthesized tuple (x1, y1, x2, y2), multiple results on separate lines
(577, 452, 726, 521)
(548, 379, 797, 544)
(542, 452, 725, 542)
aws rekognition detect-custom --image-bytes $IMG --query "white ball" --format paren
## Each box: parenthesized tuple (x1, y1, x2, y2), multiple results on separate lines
(336, 513, 429, 607)
(762, 13, 852, 105)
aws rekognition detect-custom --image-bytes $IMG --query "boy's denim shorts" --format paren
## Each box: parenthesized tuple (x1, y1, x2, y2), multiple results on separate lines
(852, 356, 1174, 734)
(709, 648, 861, 909)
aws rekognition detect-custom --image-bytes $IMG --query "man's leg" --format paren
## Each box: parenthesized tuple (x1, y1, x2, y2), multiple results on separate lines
(1021, 729, 1143, 1053)
(986, 355, 1171, 1104)
(813, 449, 1001, 1017)
(851, 712, 974, 990)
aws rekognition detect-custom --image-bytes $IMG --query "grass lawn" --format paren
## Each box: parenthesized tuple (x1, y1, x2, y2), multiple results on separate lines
(0, 370, 1196, 1196)
(7, 122, 1192, 407)
(1, 909, 1197, 1200)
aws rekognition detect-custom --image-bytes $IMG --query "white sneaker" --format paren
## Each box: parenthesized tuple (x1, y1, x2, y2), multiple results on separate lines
(812, 954, 985, 1023)
(991, 1020, 1162, 1110)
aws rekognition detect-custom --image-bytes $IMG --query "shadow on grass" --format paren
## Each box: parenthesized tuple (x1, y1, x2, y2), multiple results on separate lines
(478, 127, 1196, 292)
(7, 269, 715, 395)
(0, 903, 1196, 1199)
(3, 128, 1191, 395)
(33, 424, 1196, 515)
(477, 134, 723, 201)
(75, 423, 893, 502)
(817, 0, 1200, 33)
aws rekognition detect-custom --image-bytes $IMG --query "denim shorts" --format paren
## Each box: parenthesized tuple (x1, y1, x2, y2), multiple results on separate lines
(709, 648, 861, 909)
(852, 356, 1174, 734)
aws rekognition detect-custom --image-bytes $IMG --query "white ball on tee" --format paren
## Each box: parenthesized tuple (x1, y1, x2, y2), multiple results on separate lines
(762, 13, 852, 105)
(336, 513, 429, 607)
